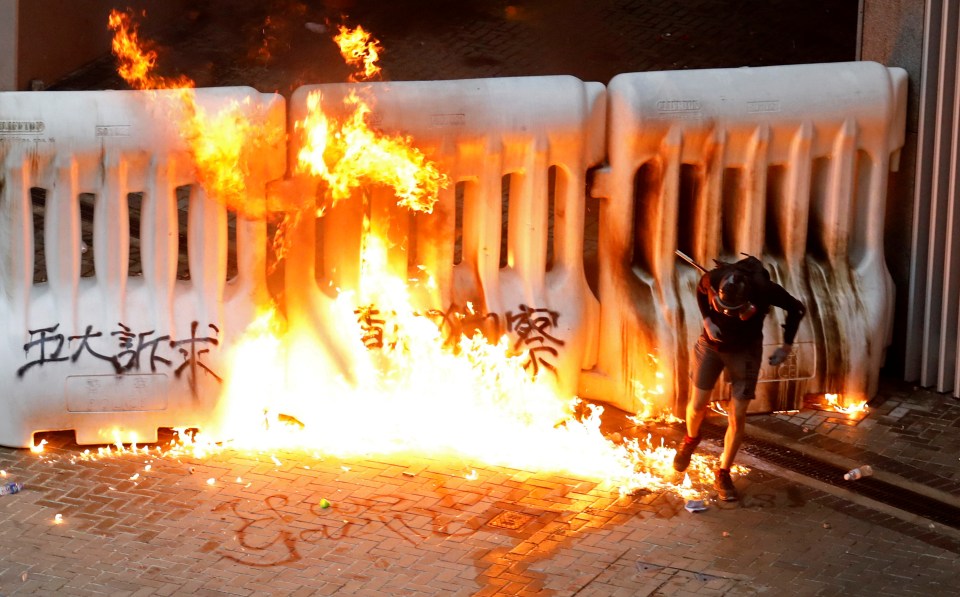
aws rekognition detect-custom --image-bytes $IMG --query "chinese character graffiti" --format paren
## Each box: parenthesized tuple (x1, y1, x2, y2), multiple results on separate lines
(17, 321, 222, 395)
(355, 300, 565, 379)
(354, 305, 387, 350)
(505, 305, 565, 377)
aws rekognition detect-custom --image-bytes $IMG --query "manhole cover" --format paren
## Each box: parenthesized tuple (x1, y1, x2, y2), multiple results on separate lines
(487, 510, 534, 530)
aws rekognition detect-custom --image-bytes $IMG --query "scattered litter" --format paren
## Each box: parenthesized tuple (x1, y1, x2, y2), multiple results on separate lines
(843, 465, 873, 481)
(206, 478, 216, 486)
(684, 500, 708, 513)
(54, 513, 63, 524)
(929, 523, 936, 529)
(0, 481, 23, 496)
(822, 522, 831, 529)
(465, 470, 479, 481)
(402, 471, 415, 478)
(129, 473, 140, 481)
(189, 467, 195, 474)
(21, 572, 27, 582)
(722, 531, 731, 537)
(319, 498, 331, 509)
(802, 427, 810, 433)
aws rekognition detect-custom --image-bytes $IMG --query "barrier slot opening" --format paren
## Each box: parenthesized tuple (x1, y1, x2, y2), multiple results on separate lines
(128, 192, 143, 277)
(676, 163, 700, 259)
(547, 165, 558, 272)
(175, 185, 191, 280)
(454, 180, 465, 266)
(30, 188, 47, 284)
(765, 165, 786, 258)
(79, 192, 96, 278)
(631, 161, 660, 276)
(499, 173, 511, 269)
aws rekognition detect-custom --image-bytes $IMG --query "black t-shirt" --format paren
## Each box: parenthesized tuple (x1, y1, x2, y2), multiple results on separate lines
(696, 265, 805, 351)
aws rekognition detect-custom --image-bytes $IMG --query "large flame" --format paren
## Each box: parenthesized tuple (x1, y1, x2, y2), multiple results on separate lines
(101, 12, 737, 499)
(204, 229, 732, 497)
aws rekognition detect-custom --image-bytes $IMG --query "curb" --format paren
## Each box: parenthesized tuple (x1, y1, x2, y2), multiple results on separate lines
(744, 421, 960, 512)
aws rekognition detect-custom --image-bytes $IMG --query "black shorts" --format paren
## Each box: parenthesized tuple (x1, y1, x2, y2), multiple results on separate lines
(692, 335, 762, 400)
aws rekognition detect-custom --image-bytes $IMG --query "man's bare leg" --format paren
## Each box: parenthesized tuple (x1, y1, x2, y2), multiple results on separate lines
(686, 386, 713, 438)
(720, 397, 749, 470)
(674, 386, 714, 472)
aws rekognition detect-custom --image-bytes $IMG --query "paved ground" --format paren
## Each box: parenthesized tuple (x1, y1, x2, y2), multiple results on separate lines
(0, 410, 958, 597)
(8, 1, 960, 595)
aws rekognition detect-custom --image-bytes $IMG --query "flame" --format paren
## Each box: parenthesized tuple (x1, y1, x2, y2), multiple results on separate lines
(295, 90, 446, 213)
(335, 25, 383, 81)
(191, 230, 738, 499)
(101, 12, 738, 499)
(108, 9, 285, 220)
(824, 393, 868, 416)
(107, 9, 191, 90)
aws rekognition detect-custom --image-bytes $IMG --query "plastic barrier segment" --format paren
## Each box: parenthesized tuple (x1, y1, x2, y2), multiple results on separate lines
(0, 88, 285, 447)
(584, 62, 908, 414)
(282, 76, 605, 398)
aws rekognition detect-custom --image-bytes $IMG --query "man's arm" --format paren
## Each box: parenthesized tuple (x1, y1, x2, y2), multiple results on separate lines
(768, 284, 806, 365)
(697, 273, 722, 342)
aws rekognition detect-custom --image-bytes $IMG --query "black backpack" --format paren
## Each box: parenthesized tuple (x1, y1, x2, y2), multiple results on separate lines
(714, 254, 771, 287)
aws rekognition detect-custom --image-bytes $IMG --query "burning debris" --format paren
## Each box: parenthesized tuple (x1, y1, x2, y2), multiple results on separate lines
(334, 25, 383, 82)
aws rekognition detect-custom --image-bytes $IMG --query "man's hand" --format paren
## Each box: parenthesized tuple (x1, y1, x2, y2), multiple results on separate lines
(703, 317, 721, 342)
(769, 344, 792, 366)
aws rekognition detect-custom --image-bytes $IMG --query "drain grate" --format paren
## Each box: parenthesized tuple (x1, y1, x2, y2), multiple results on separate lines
(701, 422, 960, 530)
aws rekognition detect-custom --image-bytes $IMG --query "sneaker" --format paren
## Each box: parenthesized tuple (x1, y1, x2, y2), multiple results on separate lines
(714, 468, 739, 501)
(673, 435, 701, 472)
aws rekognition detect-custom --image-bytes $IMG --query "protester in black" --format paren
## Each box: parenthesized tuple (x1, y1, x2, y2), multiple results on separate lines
(673, 256, 805, 501)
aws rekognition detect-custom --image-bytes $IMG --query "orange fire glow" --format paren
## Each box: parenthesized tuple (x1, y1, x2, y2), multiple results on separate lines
(295, 90, 446, 213)
(108, 10, 192, 90)
(108, 9, 284, 219)
(100, 11, 738, 500)
(824, 393, 869, 416)
(335, 25, 383, 81)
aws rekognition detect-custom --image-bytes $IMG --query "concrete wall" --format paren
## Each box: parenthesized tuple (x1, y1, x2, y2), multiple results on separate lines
(859, 0, 927, 375)
(0, 0, 190, 91)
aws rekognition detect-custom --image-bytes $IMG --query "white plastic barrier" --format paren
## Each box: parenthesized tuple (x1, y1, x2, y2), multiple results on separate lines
(582, 62, 908, 413)
(0, 88, 285, 447)
(282, 76, 605, 398)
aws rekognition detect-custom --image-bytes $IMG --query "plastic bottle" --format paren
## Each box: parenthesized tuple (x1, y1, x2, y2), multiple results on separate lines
(0, 481, 23, 495)
(844, 465, 873, 481)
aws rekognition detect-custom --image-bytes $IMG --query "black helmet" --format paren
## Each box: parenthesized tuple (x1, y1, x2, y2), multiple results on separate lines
(716, 272, 749, 311)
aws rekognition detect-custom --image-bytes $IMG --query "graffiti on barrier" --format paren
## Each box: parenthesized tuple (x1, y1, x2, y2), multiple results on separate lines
(17, 321, 222, 393)
(356, 301, 565, 378)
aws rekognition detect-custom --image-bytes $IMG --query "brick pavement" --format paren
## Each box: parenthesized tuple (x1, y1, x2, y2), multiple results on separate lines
(1, 425, 959, 597)
(13, 1, 960, 595)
